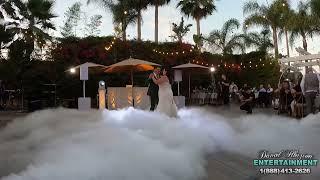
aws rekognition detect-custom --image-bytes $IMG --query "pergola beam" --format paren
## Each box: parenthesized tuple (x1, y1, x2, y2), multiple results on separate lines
(279, 54, 320, 63)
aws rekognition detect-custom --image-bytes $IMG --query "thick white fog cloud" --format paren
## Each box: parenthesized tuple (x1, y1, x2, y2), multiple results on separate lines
(0, 107, 319, 179)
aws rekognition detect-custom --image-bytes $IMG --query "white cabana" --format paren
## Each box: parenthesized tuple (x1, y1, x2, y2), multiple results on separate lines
(279, 48, 320, 72)
(278, 48, 320, 87)
(173, 63, 209, 99)
(67, 62, 107, 110)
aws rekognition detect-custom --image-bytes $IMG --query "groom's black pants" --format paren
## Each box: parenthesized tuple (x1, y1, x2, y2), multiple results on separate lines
(149, 93, 159, 111)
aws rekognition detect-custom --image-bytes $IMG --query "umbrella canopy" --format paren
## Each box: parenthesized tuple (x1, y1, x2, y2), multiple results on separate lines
(72, 62, 107, 69)
(66, 62, 107, 73)
(173, 63, 209, 99)
(172, 62, 208, 69)
(104, 58, 160, 107)
(105, 57, 160, 73)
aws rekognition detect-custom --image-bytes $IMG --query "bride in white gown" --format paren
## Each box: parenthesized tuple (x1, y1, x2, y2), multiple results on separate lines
(152, 69, 178, 118)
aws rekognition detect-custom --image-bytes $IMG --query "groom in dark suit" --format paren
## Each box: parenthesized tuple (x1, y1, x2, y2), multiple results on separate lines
(147, 67, 161, 111)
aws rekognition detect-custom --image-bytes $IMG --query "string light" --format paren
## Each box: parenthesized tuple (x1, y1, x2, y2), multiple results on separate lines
(153, 48, 194, 56)
(190, 57, 278, 70)
(105, 37, 117, 51)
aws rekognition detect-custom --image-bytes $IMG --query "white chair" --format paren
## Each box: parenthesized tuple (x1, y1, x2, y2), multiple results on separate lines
(209, 93, 218, 104)
(199, 92, 206, 105)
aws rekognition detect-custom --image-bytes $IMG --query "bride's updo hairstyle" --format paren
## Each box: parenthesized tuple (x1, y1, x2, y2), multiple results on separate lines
(161, 67, 173, 83)
(160, 67, 168, 76)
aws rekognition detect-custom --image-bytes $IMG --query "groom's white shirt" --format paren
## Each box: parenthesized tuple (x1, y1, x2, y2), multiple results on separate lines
(153, 73, 159, 79)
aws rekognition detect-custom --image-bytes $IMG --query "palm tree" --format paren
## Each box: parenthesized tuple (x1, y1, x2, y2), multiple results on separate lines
(311, 0, 320, 17)
(150, 0, 170, 43)
(4, 0, 56, 60)
(177, 0, 216, 37)
(247, 29, 273, 53)
(170, 17, 192, 43)
(286, 1, 317, 51)
(243, 0, 283, 57)
(129, 0, 149, 41)
(109, 1, 138, 41)
(88, 0, 148, 41)
(275, 0, 292, 57)
(0, 11, 14, 49)
(204, 18, 248, 55)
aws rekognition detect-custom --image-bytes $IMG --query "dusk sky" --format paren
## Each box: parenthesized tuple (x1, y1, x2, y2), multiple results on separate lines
(51, 0, 318, 55)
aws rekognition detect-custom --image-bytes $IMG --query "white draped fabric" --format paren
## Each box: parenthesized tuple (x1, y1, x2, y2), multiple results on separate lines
(107, 87, 186, 110)
(107, 87, 150, 110)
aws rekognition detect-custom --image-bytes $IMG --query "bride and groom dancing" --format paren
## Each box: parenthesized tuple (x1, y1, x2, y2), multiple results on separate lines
(147, 67, 178, 117)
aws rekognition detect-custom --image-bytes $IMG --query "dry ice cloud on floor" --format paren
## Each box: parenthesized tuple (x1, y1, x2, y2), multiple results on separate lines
(0, 107, 319, 180)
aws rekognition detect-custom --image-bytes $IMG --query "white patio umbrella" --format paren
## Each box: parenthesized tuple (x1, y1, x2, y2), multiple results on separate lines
(173, 62, 209, 99)
(71, 62, 107, 69)
(105, 57, 160, 106)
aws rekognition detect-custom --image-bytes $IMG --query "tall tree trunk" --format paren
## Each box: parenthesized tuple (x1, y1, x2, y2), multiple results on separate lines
(122, 29, 126, 42)
(301, 31, 308, 73)
(285, 28, 290, 57)
(137, 10, 142, 41)
(272, 26, 279, 58)
(196, 17, 200, 36)
(301, 32, 308, 51)
(155, 2, 159, 43)
(122, 21, 126, 41)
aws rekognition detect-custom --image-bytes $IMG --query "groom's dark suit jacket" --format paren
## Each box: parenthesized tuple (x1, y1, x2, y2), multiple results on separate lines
(147, 74, 159, 96)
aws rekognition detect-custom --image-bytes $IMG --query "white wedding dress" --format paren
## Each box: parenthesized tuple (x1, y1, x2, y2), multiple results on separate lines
(156, 81, 178, 118)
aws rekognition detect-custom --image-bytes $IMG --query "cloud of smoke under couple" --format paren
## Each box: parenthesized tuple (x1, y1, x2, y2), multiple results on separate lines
(0, 107, 319, 180)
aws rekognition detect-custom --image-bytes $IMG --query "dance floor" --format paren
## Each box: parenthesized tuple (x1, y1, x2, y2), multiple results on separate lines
(0, 106, 320, 180)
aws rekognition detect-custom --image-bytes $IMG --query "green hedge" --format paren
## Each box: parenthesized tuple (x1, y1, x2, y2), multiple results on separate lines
(0, 37, 281, 102)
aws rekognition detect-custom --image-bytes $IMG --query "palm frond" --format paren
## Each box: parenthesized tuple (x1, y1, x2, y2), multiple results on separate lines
(221, 18, 240, 43)
(243, 1, 264, 15)
(289, 31, 299, 48)
(177, 0, 216, 19)
(87, 0, 112, 9)
(244, 14, 269, 29)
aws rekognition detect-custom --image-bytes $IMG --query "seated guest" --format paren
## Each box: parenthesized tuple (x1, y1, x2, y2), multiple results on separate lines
(0, 80, 5, 110)
(229, 82, 238, 102)
(193, 86, 199, 93)
(257, 84, 267, 108)
(239, 84, 248, 94)
(291, 83, 305, 118)
(279, 80, 293, 114)
(240, 87, 255, 114)
(266, 84, 273, 107)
